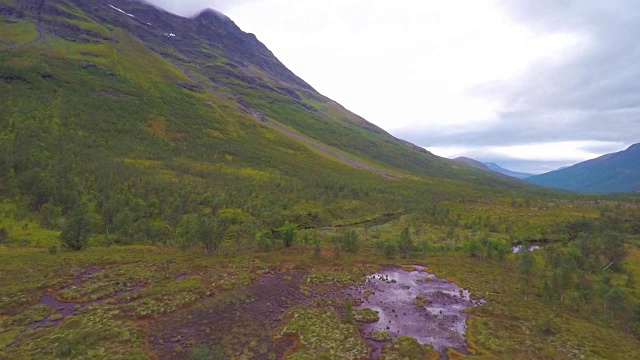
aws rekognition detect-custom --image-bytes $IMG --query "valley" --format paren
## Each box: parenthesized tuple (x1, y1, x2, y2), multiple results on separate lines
(1, 0, 640, 359)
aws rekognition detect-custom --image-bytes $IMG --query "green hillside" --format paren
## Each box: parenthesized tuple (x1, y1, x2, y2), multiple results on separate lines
(528, 143, 640, 193)
(0, 0, 549, 235)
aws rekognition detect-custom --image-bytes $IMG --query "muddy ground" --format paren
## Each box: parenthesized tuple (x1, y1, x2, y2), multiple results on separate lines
(148, 270, 353, 359)
(350, 265, 483, 358)
(148, 265, 482, 359)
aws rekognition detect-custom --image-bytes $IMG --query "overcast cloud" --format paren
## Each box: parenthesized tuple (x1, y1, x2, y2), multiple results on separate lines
(142, 0, 256, 16)
(144, 0, 640, 174)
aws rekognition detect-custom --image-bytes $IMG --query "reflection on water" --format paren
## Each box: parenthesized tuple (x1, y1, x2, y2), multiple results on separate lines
(349, 265, 483, 357)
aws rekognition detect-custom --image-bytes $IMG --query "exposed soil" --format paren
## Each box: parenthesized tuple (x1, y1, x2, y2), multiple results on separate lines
(349, 265, 483, 358)
(148, 271, 304, 359)
(148, 270, 359, 359)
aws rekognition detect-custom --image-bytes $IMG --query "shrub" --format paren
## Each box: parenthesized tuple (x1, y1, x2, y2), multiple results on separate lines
(383, 241, 396, 259)
(398, 227, 413, 258)
(536, 317, 557, 336)
(485, 238, 510, 259)
(342, 230, 359, 253)
(40, 203, 62, 229)
(60, 205, 93, 251)
(462, 238, 480, 257)
(279, 221, 297, 248)
(255, 229, 273, 252)
(343, 301, 354, 324)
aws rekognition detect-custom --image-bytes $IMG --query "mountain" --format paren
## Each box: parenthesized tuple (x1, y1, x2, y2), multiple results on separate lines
(453, 157, 492, 171)
(527, 143, 640, 193)
(0, 0, 542, 233)
(484, 163, 534, 179)
(453, 158, 533, 180)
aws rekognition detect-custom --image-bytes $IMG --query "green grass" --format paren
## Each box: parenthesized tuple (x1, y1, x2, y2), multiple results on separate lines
(0, 203, 60, 248)
(381, 336, 439, 360)
(353, 308, 379, 323)
(280, 308, 369, 359)
(0, 20, 38, 47)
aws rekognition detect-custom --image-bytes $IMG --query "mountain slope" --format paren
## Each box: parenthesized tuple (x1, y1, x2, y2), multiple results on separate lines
(453, 157, 492, 171)
(0, 0, 545, 234)
(527, 143, 640, 193)
(484, 163, 533, 179)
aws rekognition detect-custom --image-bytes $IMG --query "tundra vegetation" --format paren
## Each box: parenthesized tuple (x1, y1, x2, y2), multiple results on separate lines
(1, 198, 640, 359)
(1, 1, 640, 359)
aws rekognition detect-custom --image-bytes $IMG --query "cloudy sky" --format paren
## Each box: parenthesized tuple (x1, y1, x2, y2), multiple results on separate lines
(145, 0, 639, 174)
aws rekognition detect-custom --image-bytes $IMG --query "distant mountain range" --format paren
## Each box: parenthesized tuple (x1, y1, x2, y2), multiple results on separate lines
(527, 143, 640, 193)
(484, 163, 534, 179)
(453, 158, 533, 179)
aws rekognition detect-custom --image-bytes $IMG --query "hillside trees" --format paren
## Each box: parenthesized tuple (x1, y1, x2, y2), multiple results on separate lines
(255, 229, 274, 252)
(598, 231, 627, 271)
(530, 220, 640, 330)
(342, 229, 359, 253)
(518, 247, 536, 300)
(178, 214, 229, 253)
(462, 237, 508, 259)
(398, 227, 412, 258)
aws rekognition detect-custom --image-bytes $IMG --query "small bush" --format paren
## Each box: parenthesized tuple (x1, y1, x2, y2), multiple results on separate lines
(371, 330, 391, 342)
(279, 221, 297, 248)
(536, 317, 557, 336)
(255, 229, 273, 252)
(342, 230, 359, 253)
(398, 227, 413, 258)
(343, 301, 354, 324)
(383, 241, 396, 259)
(462, 238, 480, 257)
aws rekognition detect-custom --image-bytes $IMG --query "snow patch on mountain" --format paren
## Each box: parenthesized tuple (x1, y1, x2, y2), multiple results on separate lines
(109, 4, 135, 18)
